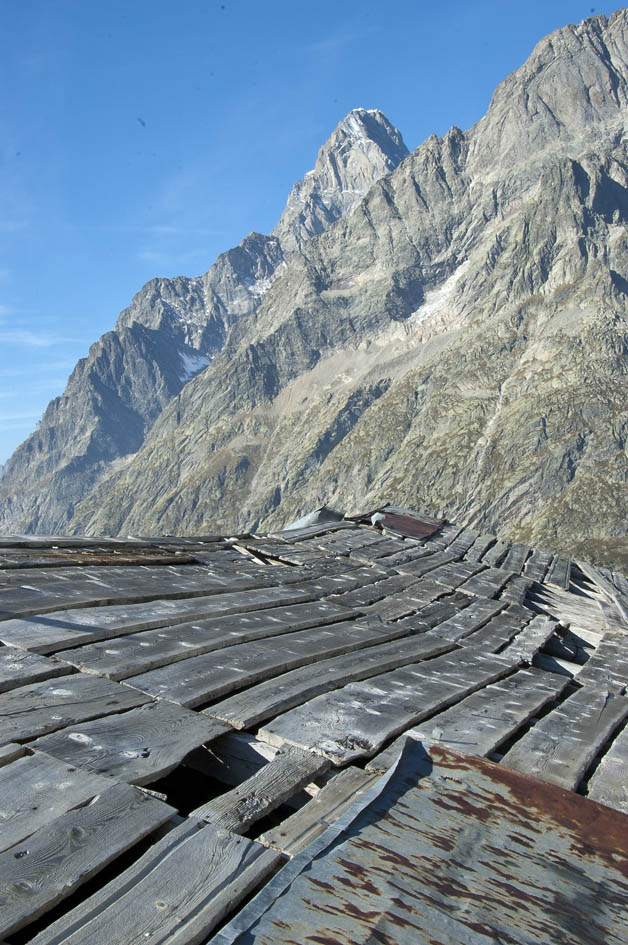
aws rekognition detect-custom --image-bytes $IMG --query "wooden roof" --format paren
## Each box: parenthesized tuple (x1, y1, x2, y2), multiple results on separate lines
(0, 510, 626, 943)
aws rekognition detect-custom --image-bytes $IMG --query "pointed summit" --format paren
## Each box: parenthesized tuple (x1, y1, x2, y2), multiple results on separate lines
(273, 108, 409, 252)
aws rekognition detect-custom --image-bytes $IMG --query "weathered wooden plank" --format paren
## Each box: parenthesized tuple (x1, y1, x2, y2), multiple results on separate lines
(459, 566, 515, 599)
(0, 646, 73, 692)
(577, 560, 628, 624)
(574, 631, 628, 693)
(124, 618, 410, 707)
(429, 597, 505, 642)
(545, 555, 571, 590)
(33, 700, 229, 785)
(464, 533, 496, 562)
(523, 548, 553, 582)
(500, 574, 532, 605)
(0, 750, 116, 853)
(395, 549, 458, 577)
(587, 721, 628, 814)
(499, 614, 558, 664)
(500, 542, 531, 575)
(186, 733, 279, 787)
(56, 599, 356, 680)
(527, 583, 608, 633)
(0, 782, 174, 938)
(501, 688, 628, 790)
(0, 674, 150, 744)
(0, 742, 25, 767)
(206, 633, 455, 730)
(428, 560, 486, 589)
(324, 573, 419, 610)
(27, 819, 282, 945)
(0, 583, 320, 654)
(366, 668, 569, 772)
(457, 609, 533, 652)
(259, 766, 379, 856)
(191, 747, 329, 832)
(481, 539, 510, 568)
(258, 648, 514, 764)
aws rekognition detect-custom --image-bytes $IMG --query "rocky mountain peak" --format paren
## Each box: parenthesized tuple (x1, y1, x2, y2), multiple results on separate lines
(273, 107, 409, 252)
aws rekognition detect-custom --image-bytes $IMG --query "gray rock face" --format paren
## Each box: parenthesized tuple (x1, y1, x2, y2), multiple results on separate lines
(4, 11, 628, 570)
(0, 111, 408, 535)
(273, 108, 409, 252)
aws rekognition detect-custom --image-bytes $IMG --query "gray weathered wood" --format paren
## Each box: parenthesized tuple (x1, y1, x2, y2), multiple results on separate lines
(0, 646, 73, 692)
(259, 766, 379, 856)
(0, 584, 320, 654)
(206, 633, 455, 730)
(0, 742, 25, 767)
(191, 747, 329, 832)
(573, 631, 628, 693)
(499, 614, 558, 664)
(481, 539, 510, 568)
(0, 674, 150, 744)
(124, 618, 410, 707)
(501, 543, 531, 575)
(464, 534, 497, 562)
(27, 819, 282, 945)
(0, 782, 174, 938)
(545, 555, 571, 590)
(459, 567, 515, 599)
(0, 750, 116, 853)
(459, 610, 532, 651)
(523, 548, 552, 582)
(57, 599, 356, 680)
(577, 560, 628, 625)
(587, 721, 628, 814)
(501, 688, 628, 790)
(259, 648, 514, 764)
(428, 560, 486, 589)
(429, 597, 505, 642)
(366, 668, 568, 771)
(33, 700, 229, 785)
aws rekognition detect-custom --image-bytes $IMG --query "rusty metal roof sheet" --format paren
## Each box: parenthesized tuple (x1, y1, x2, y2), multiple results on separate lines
(211, 738, 628, 945)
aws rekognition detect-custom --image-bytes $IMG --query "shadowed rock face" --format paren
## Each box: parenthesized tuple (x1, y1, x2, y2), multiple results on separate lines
(4, 12, 628, 569)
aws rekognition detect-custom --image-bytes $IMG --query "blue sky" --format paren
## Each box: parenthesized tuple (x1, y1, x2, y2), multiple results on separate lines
(0, 0, 613, 462)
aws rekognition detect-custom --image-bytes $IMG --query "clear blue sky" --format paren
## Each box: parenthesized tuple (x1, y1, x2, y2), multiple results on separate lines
(0, 0, 614, 462)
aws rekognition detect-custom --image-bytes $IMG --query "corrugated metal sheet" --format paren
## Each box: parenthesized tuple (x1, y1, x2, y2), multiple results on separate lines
(211, 739, 628, 945)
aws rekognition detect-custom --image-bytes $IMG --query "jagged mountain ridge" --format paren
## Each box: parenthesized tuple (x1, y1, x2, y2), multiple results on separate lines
(4, 12, 628, 569)
(0, 109, 408, 534)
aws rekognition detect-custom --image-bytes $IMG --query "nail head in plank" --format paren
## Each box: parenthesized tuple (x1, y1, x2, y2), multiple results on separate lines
(0, 782, 175, 938)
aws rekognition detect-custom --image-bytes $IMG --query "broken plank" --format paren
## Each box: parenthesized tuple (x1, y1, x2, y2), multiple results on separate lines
(27, 819, 282, 945)
(0, 646, 73, 693)
(0, 583, 320, 654)
(586, 721, 628, 815)
(481, 539, 510, 568)
(573, 631, 628, 693)
(259, 766, 379, 856)
(191, 747, 329, 832)
(366, 668, 569, 771)
(0, 782, 174, 939)
(258, 648, 514, 764)
(0, 750, 116, 853)
(32, 700, 229, 786)
(523, 548, 553, 583)
(500, 688, 628, 791)
(56, 599, 356, 680)
(0, 674, 150, 745)
(206, 633, 455, 730)
(499, 614, 558, 664)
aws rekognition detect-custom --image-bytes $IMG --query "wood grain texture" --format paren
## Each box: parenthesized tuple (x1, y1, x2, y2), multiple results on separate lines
(206, 633, 455, 730)
(0, 750, 116, 853)
(0, 584, 319, 654)
(56, 599, 355, 680)
(33, 700, 229, 785)
(575, 632, 628, 692)
(27, 819, 282, 945)
(501, 688, 628, 790)
(259, 766, 379, 856)
(0, 646, 73, 692)
(191, 747, 329, 832)
(499, 614, 558, 664)
(366, 667, 568, 771)
(587, 720, 628, 814)
(0, 674, 150, 744)
(0, 782, 174, 938)
(258, 648, 514, 764)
